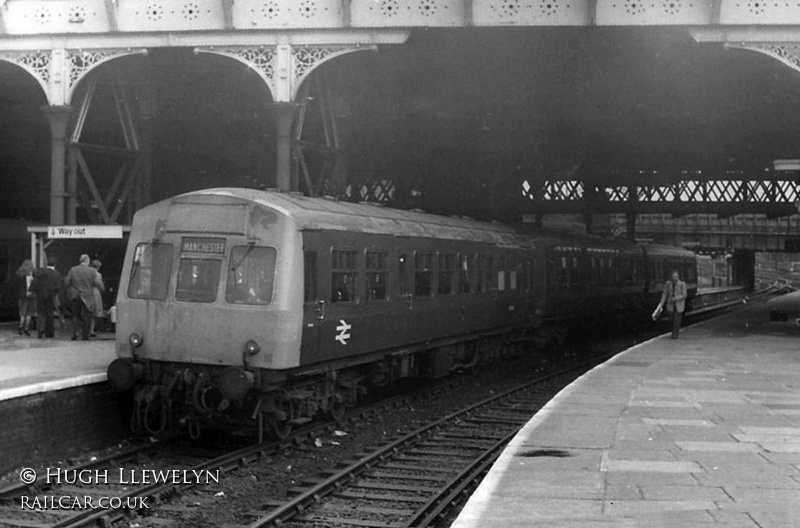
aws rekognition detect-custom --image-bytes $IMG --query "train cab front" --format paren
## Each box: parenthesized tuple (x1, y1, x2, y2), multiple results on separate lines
(106, 190, 304, 438)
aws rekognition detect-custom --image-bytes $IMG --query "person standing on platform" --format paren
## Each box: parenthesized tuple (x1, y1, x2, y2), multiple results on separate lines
(659, 269, 687, 339)
(89, 259, 104, 337)
(65, 254, 104, 341)
(30, 257, 62, 338)
(15, 259, 35, 336)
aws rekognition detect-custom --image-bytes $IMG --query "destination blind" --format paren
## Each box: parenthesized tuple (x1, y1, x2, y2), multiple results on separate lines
(180, 237, 226, 255)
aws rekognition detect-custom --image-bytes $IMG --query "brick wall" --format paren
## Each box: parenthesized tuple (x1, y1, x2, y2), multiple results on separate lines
(0, 383, 129, 476)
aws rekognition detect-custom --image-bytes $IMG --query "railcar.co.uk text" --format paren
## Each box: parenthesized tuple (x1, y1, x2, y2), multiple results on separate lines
(17, 467, 220, 510)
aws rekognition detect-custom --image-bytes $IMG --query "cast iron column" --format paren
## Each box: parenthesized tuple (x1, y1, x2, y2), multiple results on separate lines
(272, 102, 297, 192)
(41, 105, 73, 225)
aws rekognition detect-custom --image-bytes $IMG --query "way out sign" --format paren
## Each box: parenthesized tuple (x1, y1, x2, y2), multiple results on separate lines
(48, 225, 124, 239)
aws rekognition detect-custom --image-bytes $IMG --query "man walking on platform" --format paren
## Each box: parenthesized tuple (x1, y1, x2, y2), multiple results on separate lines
(659, 270, 687, 339)
(30, 257, 61, 338)
(65, 254, 104, 341)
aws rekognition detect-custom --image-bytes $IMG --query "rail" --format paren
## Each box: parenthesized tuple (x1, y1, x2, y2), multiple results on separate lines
(246, 354, 611, 528)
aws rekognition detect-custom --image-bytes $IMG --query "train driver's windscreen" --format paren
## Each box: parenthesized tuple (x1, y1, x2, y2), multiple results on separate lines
(226, 246, 277, 305)
(176, 258, 221, 303)
(128, 242, 174, 300)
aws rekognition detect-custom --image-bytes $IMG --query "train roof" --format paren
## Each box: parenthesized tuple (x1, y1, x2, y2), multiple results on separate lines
(184, 188, 529, 246)
(172, 189, 676, 256)
(639, 242, 696, 259)
(519, 228, 644, 255)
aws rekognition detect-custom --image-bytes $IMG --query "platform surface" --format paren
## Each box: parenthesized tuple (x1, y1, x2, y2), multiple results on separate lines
(0, 323, 114, 401)
(452, 293, 800, 528)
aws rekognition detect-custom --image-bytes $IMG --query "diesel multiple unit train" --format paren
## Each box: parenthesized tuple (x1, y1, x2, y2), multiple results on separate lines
(107, 188, 697, 439)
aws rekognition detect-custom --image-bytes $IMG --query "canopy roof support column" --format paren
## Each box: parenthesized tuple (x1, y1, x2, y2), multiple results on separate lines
(41, 105, 73, 225)
(272, 102, 297, 193)
(195, 31, 408, 193)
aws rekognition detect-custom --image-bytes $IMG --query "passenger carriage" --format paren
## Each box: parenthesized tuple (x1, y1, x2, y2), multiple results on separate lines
(107, 188, 697, 439)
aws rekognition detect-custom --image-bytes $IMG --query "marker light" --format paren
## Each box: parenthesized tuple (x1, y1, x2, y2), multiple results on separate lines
(129, 333, 144, 348)
(245, 340, 260, 355)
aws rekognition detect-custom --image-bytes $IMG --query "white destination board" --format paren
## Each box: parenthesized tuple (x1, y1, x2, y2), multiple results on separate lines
(48, 225, 124, 239)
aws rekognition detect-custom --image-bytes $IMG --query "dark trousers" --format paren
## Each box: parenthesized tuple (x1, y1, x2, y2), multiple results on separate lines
(71, 298, 91, 339)
(670, 310, 684, 339)
(36, 296, 56, 337)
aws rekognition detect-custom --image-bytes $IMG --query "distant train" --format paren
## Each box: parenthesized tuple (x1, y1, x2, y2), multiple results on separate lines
(107, 188, 697, 439)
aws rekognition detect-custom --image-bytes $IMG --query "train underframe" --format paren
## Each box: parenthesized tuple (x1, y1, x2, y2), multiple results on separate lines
(112, 301, 667, 441)
(116, 326, 555, 441)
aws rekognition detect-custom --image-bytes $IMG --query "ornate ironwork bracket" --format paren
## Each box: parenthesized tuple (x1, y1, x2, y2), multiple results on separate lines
(725, 42, 800, 74)
(0, 50, 51, 98)
(195, 43, 374, 102)
(0, 47, 145, 105)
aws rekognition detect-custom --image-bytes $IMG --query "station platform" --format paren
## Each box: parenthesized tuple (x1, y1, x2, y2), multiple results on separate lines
(0, 323, 123, 476)
(453, 292, 800, 528)
(0, 322, 115, 401)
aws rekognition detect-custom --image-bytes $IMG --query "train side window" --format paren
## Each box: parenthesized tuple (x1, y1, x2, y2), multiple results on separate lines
(497, 255, 506, 291)
(415, 252, 433, 297)
(476, 255, 485, 293)
(304, 251, 318, 303)
(129, 242, 174, 300)
(176, 257, 221, 303)
(518, 259, 530, 291)
(458, 253, 472, 294)
(438, 253, 455, 295)
(398, 254, 408, 295)
(556, 255, 568, 289)
(570, 256, 580, 287)
(331, 249, 358, 303)
(366, 250, 388, 301)
(488, 255, 497, 291)
(226, 246, 277, 305)
(527, 259, 533, 291)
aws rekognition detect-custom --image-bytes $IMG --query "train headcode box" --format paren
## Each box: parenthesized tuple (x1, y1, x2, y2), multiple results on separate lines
(47, 225, 124, 239)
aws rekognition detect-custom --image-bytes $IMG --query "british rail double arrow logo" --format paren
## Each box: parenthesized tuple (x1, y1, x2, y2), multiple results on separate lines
(335, 320, 351, 345)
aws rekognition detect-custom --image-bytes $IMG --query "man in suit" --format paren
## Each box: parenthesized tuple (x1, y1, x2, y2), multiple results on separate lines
(660, 270, 687, 339)
(65, 254, 104, 341)
(30, 256, 62, 338)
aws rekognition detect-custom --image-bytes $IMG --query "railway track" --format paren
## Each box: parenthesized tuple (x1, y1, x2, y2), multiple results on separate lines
(0, 436, 276, 528)
(0, 378, 474, 528)
(245, 358, 604, 528)
(0, 293, 761, 528)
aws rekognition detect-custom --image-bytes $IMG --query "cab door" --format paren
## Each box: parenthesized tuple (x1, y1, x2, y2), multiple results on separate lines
(300, 248, 322, 363)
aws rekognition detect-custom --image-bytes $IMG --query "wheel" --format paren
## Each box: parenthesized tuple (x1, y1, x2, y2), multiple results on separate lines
(267, 414, 292, 440)
(326, 394, 347, 422)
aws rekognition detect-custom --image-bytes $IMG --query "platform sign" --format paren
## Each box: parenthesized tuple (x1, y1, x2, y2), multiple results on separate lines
(47, 225, 124, 239)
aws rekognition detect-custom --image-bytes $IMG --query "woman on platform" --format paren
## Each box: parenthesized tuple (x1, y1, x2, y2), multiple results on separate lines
(15, 259, 35, 336)
(89, 259, 104, 337)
